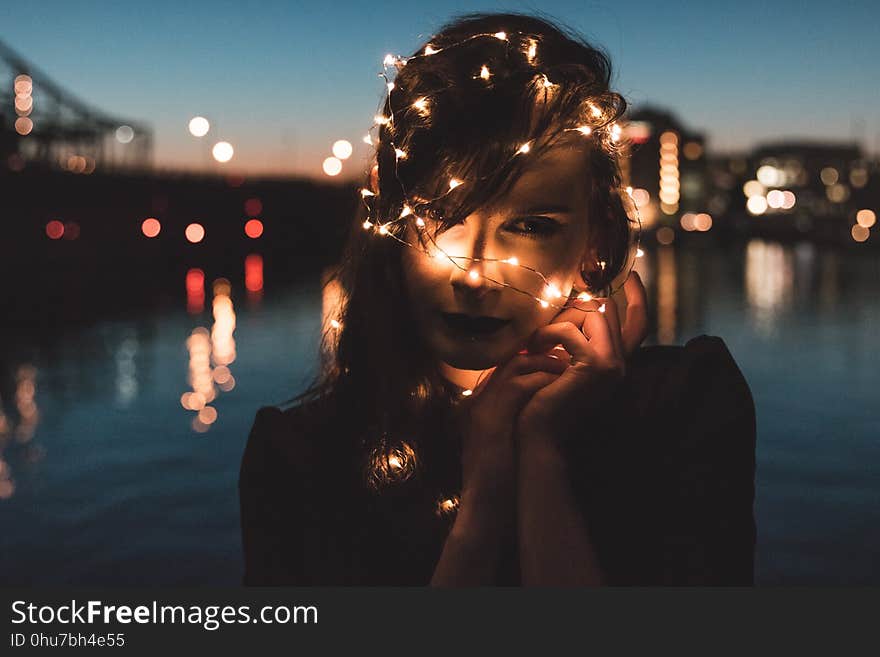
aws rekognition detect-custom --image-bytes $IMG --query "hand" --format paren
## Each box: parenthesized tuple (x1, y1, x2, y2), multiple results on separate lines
(515, 271, 648, 445)
(453, 350, 569, 501)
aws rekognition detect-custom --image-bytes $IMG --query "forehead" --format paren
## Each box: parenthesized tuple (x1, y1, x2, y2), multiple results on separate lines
(504, 139, 590, 204)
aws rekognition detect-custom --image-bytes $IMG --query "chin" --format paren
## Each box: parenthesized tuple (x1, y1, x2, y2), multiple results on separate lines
(435, 338, 516, 370)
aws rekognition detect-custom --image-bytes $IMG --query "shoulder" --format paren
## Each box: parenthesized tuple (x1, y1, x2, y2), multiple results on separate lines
(239, 394, 338, 486)
(624, 334, 754, 423)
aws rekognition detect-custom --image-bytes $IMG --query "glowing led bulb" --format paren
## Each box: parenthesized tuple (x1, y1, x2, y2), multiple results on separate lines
(539, 300, 550, 308)
(362, 220, 373, 230)
(330, 319, 341, 329)
(544, 284, 562, 299)
(394, 148, 407, 159)
(413, 97, 429, 112)
(449, 178, 463, 190)
(468, 269, 480, 281)
(577, 291, 593, 301)
(494, 31, 507, 40)
(525, 39, 537, 62)
(400, 205, 412, 217)
(461, 389, 473, 397)
(361, 188, 375, 197)
(378, 224, 389, 235)
(636, 248, 644, 258)
(576, 125, 592, 136)
(587, 103, 602, 119)
(598, 303, 606, 313)
(505, 256, 519, 266)
(388, 455, 401, 469)
(415, 217, 425, 228)
(517, 142, 531, 154)
(424, 45, 437, 55)
(480, 65, 491, 80)
(541, 74, 553, 88)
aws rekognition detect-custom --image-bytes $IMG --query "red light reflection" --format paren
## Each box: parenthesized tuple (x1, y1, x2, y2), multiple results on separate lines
(186, 268, 205, 314)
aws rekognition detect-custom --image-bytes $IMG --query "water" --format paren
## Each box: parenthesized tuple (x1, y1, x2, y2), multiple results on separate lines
(1, 238, 878, 585)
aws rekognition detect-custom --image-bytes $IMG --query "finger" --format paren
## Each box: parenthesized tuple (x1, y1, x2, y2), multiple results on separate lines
(526, 320, 595, 364)
(506, 352, 569, 377)
(473, 352, 567, 396)
(504, 370, 561, 407)
(599, 294, 624, 359)
(621, 271, 648, 356)
(577, 301, 617, 362)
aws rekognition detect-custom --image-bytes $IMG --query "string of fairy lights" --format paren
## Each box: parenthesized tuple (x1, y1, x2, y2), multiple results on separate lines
(348, 29, 644, 508)
(357, 29, 643, 318)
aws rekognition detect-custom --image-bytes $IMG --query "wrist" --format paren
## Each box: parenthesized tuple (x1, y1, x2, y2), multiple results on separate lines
(518, 434, 567, 472)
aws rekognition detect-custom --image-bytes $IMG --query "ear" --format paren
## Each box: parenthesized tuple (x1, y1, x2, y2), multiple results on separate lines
(370, 164, 380, 194)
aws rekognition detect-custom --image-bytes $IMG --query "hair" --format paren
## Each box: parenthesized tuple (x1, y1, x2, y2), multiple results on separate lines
(287, 12, 635, 488)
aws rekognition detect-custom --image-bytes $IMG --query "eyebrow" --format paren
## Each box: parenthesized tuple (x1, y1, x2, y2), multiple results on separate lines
(515, 203, 574, 215)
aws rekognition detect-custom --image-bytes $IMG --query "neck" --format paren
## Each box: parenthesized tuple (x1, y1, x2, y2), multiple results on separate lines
(437, 360, 497, 391)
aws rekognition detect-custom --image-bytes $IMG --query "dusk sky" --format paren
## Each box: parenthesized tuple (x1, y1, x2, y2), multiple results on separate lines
(3, 0, 878, 179)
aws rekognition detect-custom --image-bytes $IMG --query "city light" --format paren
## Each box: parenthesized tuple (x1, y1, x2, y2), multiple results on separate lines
(851, 225, 869, 243)
(819, 167, 839, 186)
(212, 141, 234, 163)
(856, 209, 876, 229)
(332, 140, 353, 160)
(185, 223, 205, 243)
(743, 180, 765, 198)
(141, 218, 161, 238)
(658, 131, 679, 215)
(45, 220, 64, 240)
(115, 125, 134, 144)
(747, 196, 768, 215)
(756, 165, 782, 187)
(244, 219, 263, 238)
(188, 116, 210, 137)
(244, 197, 262, 216)
(14, 117, 32, 135)
(323, 156, 342, 176)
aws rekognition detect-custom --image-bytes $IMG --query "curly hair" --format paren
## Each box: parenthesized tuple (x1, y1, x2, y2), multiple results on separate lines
(286, 12, 635, 488)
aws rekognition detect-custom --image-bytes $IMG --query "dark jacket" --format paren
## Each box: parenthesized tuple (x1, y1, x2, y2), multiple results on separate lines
(239, 335, 757, 585)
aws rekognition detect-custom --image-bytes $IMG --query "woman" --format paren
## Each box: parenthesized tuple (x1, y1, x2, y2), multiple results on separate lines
(239, 12, 756, 586)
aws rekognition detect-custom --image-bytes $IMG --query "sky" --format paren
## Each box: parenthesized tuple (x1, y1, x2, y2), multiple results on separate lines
(2, 0, 879, 179)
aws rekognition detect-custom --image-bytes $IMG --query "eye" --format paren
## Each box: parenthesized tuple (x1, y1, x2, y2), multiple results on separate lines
(506, 216, 562, 239)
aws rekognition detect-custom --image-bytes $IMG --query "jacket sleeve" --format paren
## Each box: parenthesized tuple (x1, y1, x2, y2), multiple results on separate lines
(238, 406, 307, 586)
(658, 336, 757, 585)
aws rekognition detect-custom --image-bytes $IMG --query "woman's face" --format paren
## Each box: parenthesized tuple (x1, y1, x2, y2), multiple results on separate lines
(401, 137, 593, 371)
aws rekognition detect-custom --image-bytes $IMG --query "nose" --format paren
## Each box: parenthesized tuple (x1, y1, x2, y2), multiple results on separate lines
(446, 215, 499, 298)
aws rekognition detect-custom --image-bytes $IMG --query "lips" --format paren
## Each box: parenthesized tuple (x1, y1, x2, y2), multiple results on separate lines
(440, 312, 511, 336)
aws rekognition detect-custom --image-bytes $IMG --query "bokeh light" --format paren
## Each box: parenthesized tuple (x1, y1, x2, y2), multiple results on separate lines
(819, 167, 839, 186)
(656, 226, 675, 245)
(244, 219, 263, 239)
(185, 223, 205, 243)
(188, 116, 210, 137)
(332, 139, 353, 160)
(856, 209, 876, 229)
(14, 117, 33, 135)
(323, 156, 342, 176)
(244, 198, 262, 216)
(45, 220, 64, 240)
(141, 218, 161, 238)
(115, 125, 134, 144)
(212, 141, 234, 163)
(747, 196, 768, 215)
(63, 221, 80, 240)
(851, 224, 869, 243)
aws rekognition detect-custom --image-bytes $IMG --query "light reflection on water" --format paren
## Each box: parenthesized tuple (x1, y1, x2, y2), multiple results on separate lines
(0, 240, 877, 585)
